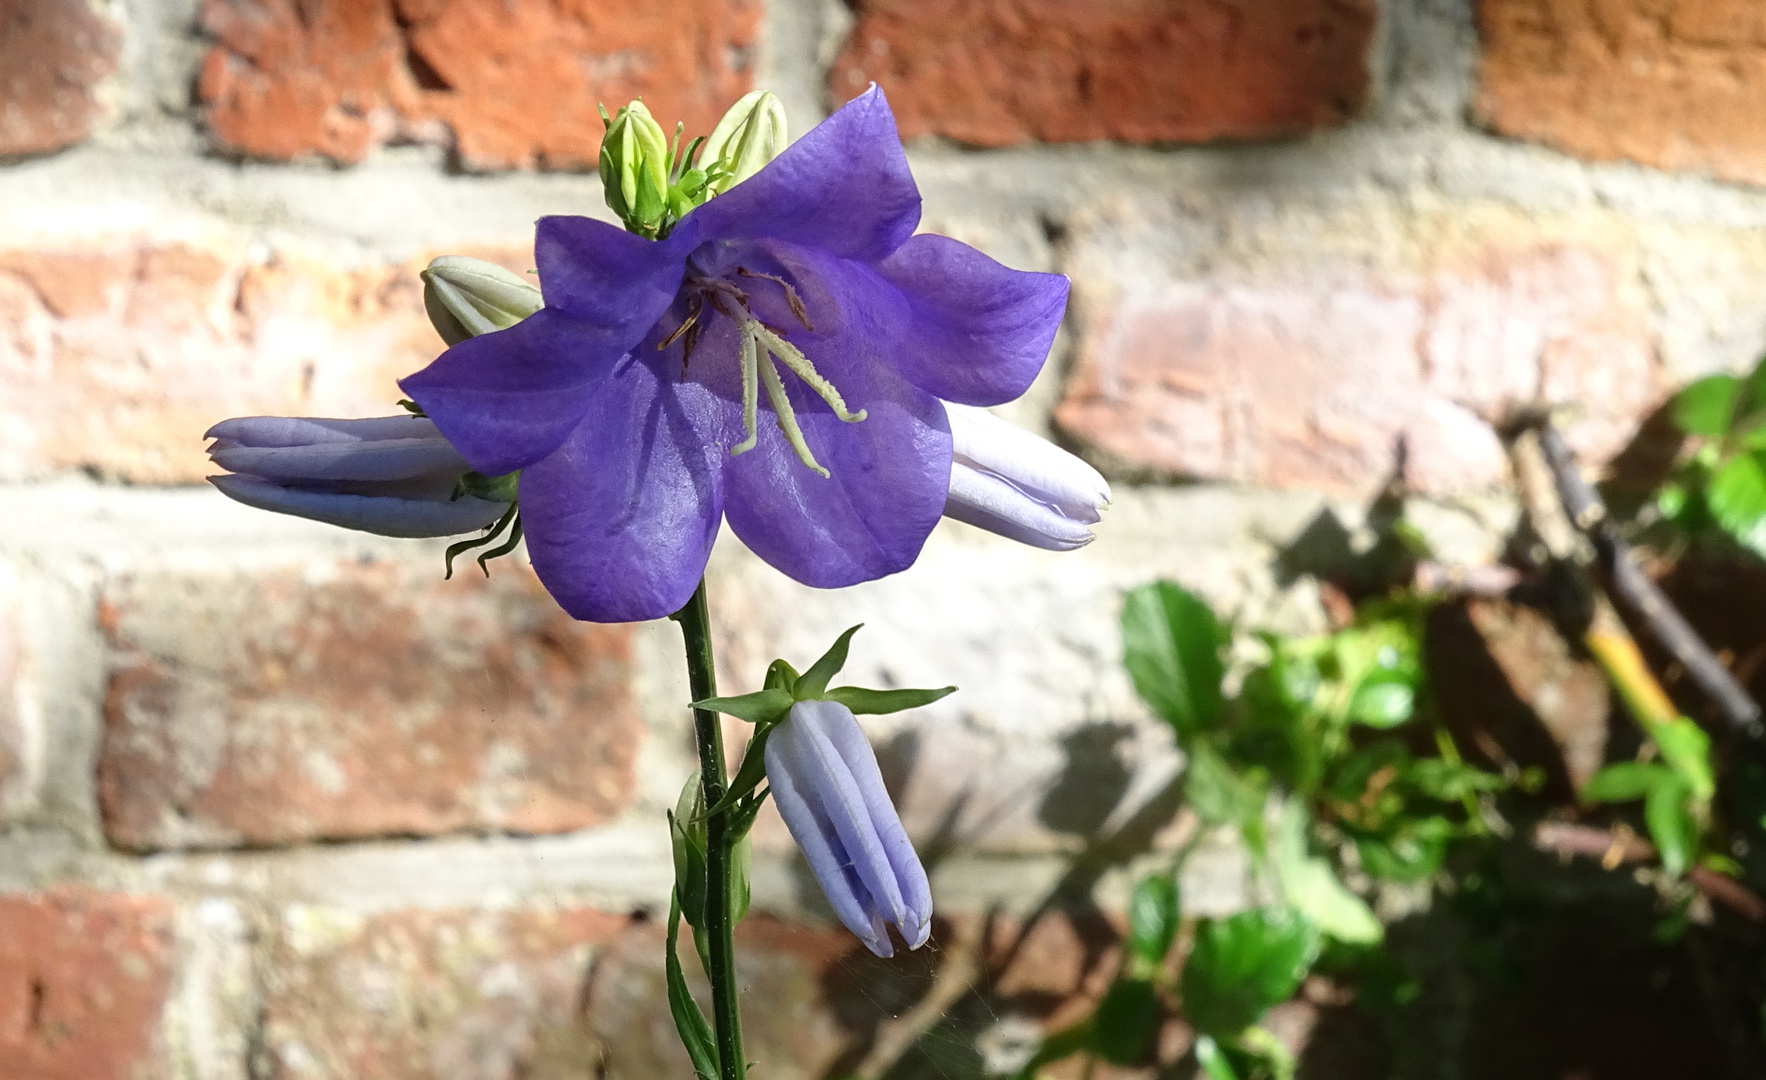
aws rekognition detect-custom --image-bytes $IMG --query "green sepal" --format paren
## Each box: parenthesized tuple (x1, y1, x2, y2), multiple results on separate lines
(764, 659, 800, 694)
(665, 892, 720, 1080)
(824, 685, 956, 715)
(690, 688, 794, 725)
(795, 624, 862, 699)
(706, 725, 778, 820)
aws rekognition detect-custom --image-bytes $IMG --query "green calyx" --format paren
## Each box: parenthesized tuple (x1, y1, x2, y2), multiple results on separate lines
(598, 92, 789, 239)
(688, 625, 956, 822)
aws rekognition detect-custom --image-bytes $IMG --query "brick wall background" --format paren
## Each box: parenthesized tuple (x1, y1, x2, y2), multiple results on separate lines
(3, 0, 1766, 1076)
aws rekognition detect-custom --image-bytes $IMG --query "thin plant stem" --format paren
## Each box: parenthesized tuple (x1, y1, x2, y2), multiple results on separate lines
(673, 578, 746, 1080)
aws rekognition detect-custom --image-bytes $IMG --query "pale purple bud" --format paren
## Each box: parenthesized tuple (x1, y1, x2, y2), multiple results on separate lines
(942, 402, 1110, 551)
(764, 699, 931, 957)
(205, 415, 510, 539)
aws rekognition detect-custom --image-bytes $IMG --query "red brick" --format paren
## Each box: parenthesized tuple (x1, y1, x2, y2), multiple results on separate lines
(98, 562, 640, 850)
(0, 0, 122, 156)
(198, 0, 761, 168)
(260, 906, 854, 1080)
(0, 240, 525, 483)
(1477, 0, 1766, 185)
(830, 0, 1376, 147)
(0, 889, 177, 1080)
(1056, 238, 1661, 496)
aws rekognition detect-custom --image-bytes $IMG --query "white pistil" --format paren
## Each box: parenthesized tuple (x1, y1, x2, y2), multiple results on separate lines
(727, 315, 868, 477)
(732, 327, 761, 456)
(757, 345, 830, 478)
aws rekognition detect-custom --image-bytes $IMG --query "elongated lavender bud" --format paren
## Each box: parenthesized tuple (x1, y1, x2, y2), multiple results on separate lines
(941, 402, 1110, 551)
(205, 415, 510, 539)
(764, 699, 931, 957)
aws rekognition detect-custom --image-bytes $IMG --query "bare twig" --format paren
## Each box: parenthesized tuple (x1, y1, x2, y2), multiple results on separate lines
(1535, 422, 1764, 741)
(1534, 822, 1766, 922)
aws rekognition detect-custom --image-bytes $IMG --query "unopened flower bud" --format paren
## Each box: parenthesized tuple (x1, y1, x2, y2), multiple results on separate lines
(942, 402, 1111, 551)
(421, 256, 543, 346)
(700, 90, 787, 196)
(599, 100, 672, 234)
(670, 773, 751, 931)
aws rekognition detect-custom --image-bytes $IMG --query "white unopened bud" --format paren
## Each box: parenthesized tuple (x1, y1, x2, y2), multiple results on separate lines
(941, 403, 1111, 551)
(421, 256, 543, 345)
(700, 90, 788, 196)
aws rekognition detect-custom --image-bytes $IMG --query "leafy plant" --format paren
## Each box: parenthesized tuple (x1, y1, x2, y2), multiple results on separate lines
(1658, 353, 1766, 558)
(1028, 581, 1505, 1079)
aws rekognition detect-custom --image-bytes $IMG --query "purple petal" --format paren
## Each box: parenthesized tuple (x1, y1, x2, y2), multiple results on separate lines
(764, 720, 892, 957)
(400, 308, 622, 476)
(517, 352, 730, 623)
(783, 702, 911, 932)
(208, 474, 508, 538)
(682, 87, 921, 264)
(875, 234, 1069, 406)
(209, 437, 468, 483)
(944, 463, 1096, 551)
(798, 699, 932, 945)
(721, 346, 950, 590)
(204, 414, 444, 448)
(532, 215, 691, 327)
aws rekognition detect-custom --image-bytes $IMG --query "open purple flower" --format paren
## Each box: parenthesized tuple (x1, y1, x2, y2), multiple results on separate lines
(400, 88, 1069, 623)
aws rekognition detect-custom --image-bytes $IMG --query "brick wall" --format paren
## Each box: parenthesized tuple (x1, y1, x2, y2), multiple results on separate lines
(3, 0, 1766, 1075)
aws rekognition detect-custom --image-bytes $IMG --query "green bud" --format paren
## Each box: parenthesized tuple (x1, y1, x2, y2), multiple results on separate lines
(421, 256, 543, 346)
(700, 90, 788, 196)
(671, 776, 710, 929)
(599, 100, 671, 235)
(670, 773, 753, 932)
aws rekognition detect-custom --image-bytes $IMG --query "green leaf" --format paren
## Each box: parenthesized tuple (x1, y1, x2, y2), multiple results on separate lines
(690, 688, 794, 725)
(1121, 582, 1227, 739)
(1194, 1035, 1242, 1080)
(1646, 716, 1715, 802)
(1355, 828, 1448, 883)
(1346, 668, 1416, 729)
(1276, 802, 1382, 944)
(1735, 354, 1766, 428)
(666, 893, 720, 1080)
(795, 624, 862, 700)
(764, 659, 799, 694)
(1644, 774, 1697, 878)
(1186, 742, 1268, 828)
(1708, 453, 1766, 558)
(1674, 374, 1741, 436)
(1089, 978, 1160, 1066)
(824, 685, 957, 715)
(1580, 761, 1674, 804)
(1180, 908, 1321, 1036)
(1127, 873, 1180, 974)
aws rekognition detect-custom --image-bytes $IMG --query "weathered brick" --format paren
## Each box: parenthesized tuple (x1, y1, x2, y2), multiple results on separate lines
(260, 905, 853, 1080)
(830, 0, 1376, 146)
(0, 889, 177, 1080)
(1055, 208, 1662, 495)
(0, 0, 122, 157)
(198, 0, 761, 168)
(0, 559, 38, 819)
(0, 239, 522, 483)
(98, 561, 641, 850)
(1476, 0, 1766, 185)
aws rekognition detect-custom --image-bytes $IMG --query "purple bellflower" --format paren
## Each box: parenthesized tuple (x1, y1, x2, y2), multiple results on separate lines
(206, 415, 510, 538)
(400, 87, 1070, 623)
(766, 698, 932, 957)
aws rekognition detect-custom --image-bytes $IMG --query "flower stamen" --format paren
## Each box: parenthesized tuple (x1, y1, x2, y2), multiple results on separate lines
(735, 266, 814, 331)
(753, 322, 866, 423)
(732, 326, 761, 457)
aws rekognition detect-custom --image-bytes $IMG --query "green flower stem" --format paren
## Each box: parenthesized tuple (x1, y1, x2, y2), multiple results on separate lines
(673, 579, 746, 1080)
